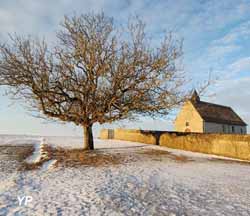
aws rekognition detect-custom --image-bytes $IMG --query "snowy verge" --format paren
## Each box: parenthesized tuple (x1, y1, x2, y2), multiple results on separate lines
(25, 138, 47, 163)
(41, 159, 57, 171)
(25, 138, 57, 171)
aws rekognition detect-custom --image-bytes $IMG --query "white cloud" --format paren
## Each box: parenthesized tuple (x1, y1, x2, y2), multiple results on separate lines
(226, 57, 250, 76)
(187, 0, 250, 31)
(213, 21, 250, 45)
(211, 77, 250, 128)
(0, 0, 116, 40)
(207, 44, 241, 59)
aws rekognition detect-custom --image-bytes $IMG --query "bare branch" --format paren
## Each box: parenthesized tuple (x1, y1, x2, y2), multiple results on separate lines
(0, 13, 190, 149)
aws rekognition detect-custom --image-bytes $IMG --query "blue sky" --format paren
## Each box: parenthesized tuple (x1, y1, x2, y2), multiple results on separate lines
(0, 0, 249, 136)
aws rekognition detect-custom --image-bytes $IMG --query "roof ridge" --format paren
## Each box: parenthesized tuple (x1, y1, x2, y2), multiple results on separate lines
(195, 100, 231, 109)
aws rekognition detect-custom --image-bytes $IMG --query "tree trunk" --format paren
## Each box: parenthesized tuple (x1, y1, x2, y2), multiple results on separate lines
(83, 124, 94, 150)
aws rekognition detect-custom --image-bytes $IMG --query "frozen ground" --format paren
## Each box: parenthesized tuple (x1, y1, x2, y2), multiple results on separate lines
(0, 135, 250, 216)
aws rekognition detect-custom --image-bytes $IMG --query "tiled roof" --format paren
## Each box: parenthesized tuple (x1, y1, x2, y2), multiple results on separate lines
(191, 100, 247, 126)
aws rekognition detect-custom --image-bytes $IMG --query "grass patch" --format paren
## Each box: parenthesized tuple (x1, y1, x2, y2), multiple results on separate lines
(0, 144, 194, 172)
(208, 158, 250, 165)
(51, 148, 124, 167)
(137, 148, 192, 162)
(0, 145, 34, 162)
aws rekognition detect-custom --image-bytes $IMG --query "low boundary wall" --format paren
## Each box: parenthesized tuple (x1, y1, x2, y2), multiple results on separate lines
(99, 129, 250, 161)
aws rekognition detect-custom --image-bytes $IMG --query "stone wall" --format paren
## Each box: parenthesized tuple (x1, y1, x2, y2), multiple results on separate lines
(99, 128, 250, 161)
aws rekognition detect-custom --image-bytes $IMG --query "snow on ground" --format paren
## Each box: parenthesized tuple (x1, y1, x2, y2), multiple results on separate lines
(25, 138, 45, 164)
(0, 135, 250, 215)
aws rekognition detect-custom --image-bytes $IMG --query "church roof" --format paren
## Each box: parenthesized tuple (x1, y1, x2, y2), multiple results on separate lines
(190, 91, 247, 126)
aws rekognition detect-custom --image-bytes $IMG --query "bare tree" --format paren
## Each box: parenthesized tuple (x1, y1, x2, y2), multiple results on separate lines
(0, 13, 187, 150)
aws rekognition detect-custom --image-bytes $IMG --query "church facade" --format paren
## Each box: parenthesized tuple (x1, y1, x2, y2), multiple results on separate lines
(174, 91, 247, 134)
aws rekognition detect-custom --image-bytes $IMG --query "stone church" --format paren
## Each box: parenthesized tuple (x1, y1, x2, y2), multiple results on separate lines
(174, 91, 247, 134)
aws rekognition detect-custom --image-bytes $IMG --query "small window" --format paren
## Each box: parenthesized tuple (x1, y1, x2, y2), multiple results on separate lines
(222, 125, 225, 133)
(240, 128, 243, 134)
(186, 122, 189, 127)
(232, 126, 235, 133)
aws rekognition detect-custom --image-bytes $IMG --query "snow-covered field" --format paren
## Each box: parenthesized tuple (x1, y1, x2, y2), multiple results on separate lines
(0, 135, 250, 216)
